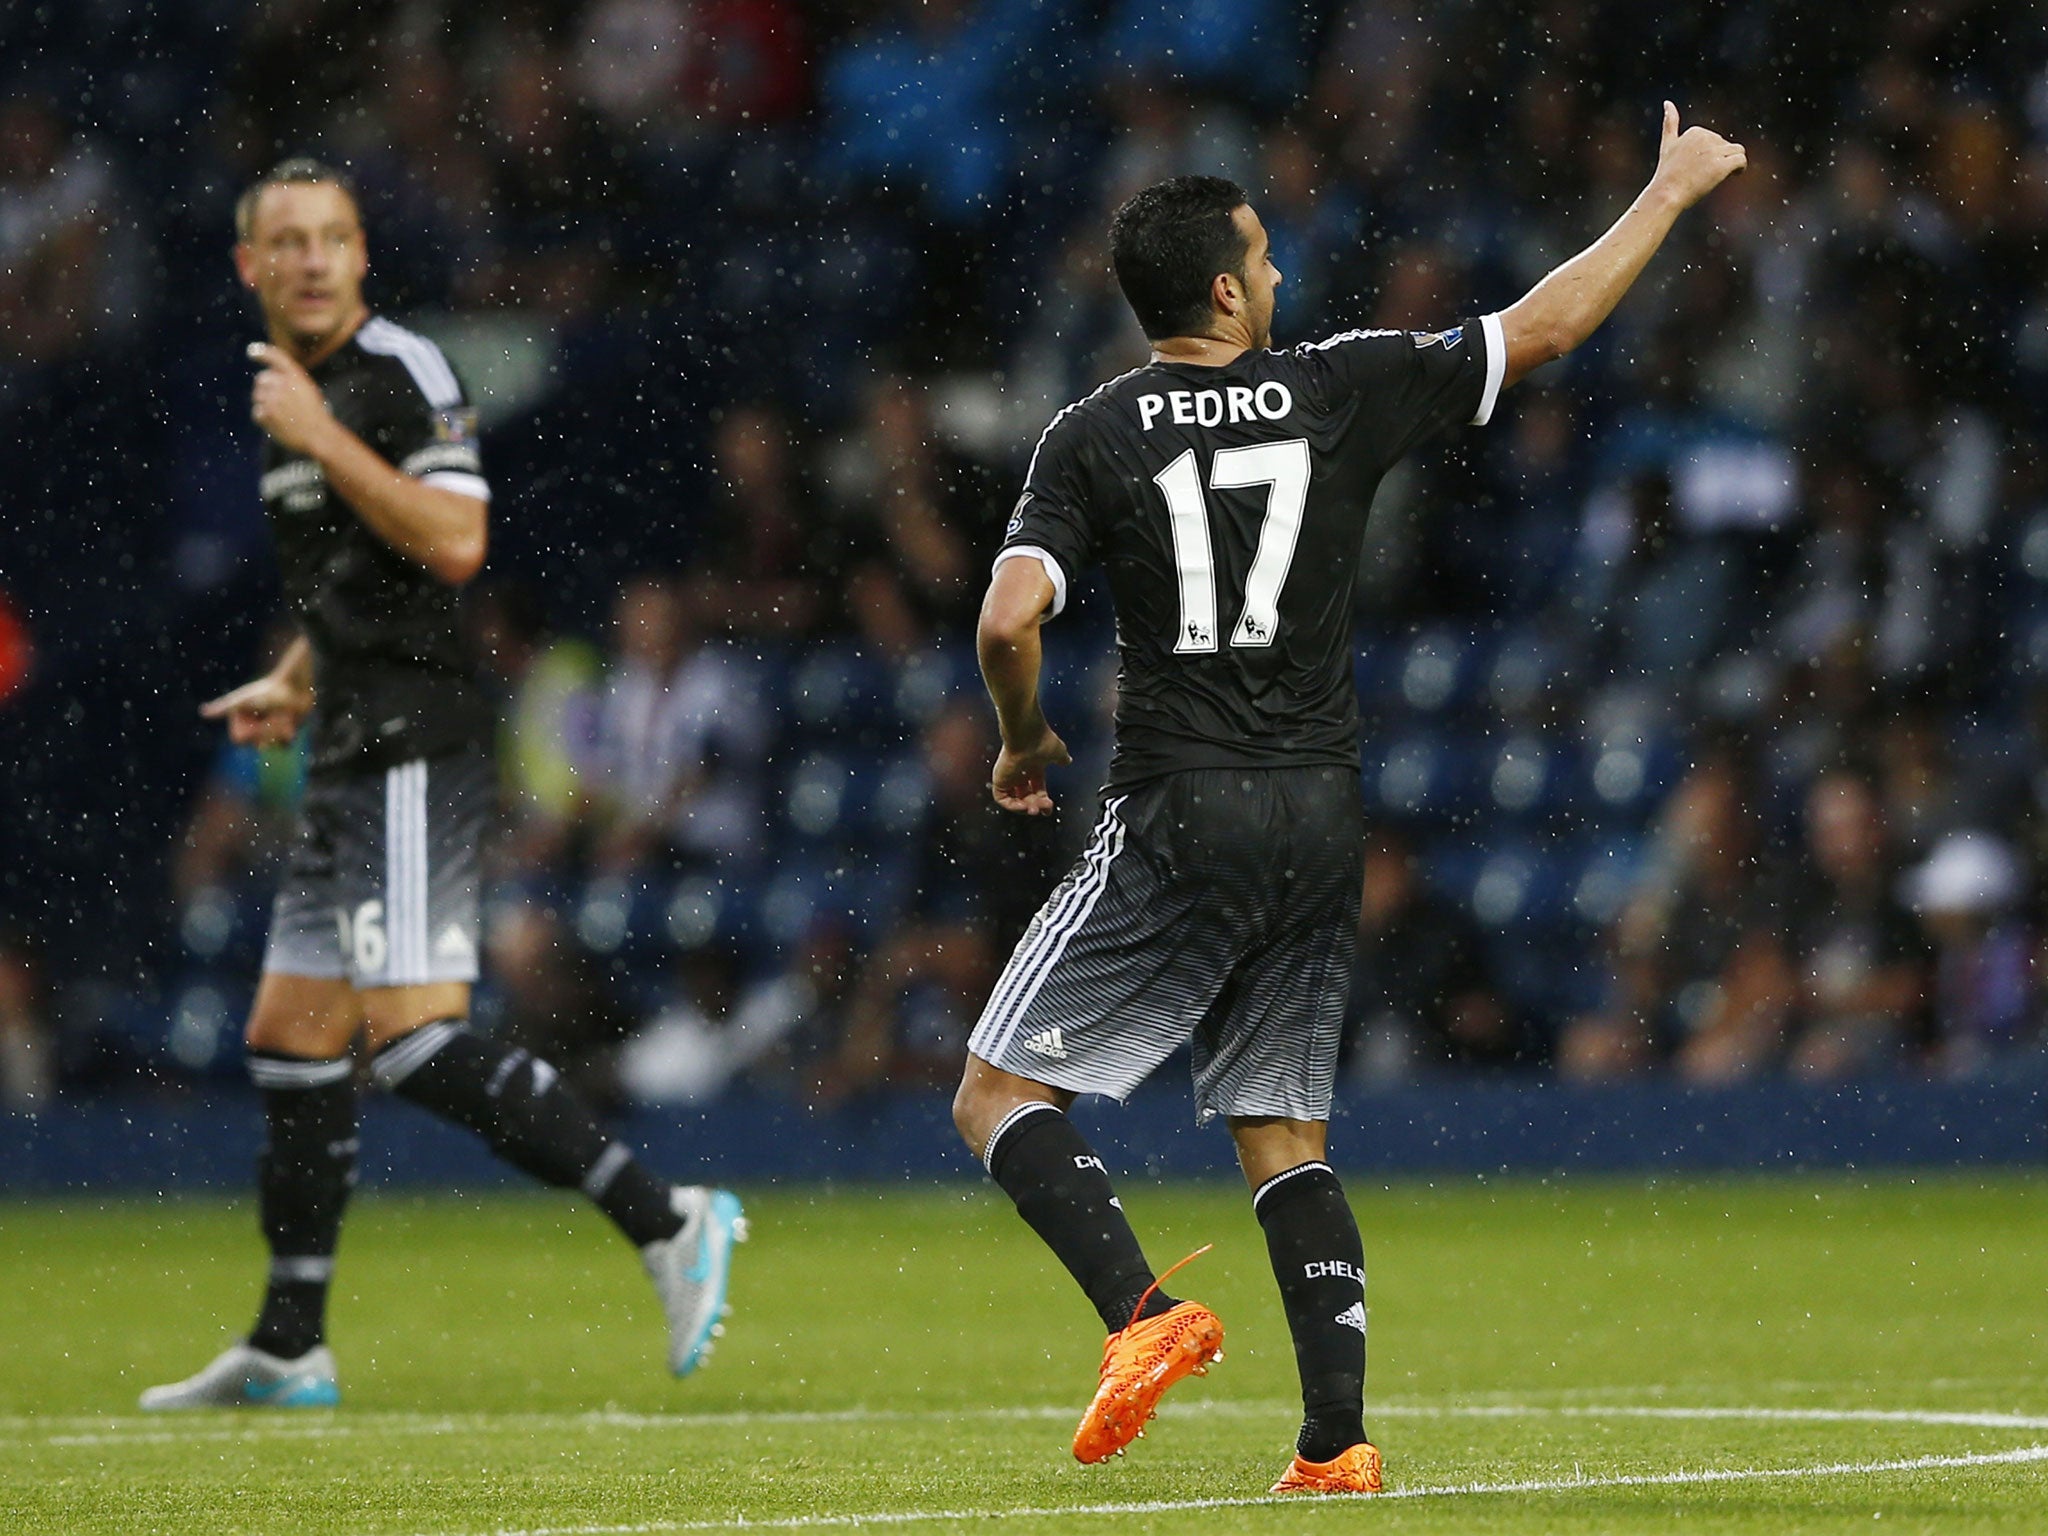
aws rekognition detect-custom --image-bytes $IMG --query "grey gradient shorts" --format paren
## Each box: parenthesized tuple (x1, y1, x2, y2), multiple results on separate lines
(263, 753, 491, 989)
(967, 765, 1365, 1123)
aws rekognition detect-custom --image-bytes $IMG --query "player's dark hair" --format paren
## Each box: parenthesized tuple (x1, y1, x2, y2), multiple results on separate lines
(1108, 176, 1251, 340)
(235, 157, 359, 240)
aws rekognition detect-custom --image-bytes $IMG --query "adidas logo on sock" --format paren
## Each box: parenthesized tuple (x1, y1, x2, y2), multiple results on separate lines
(1025, 1027, 1068, 1060)
(1334, 1302, 1367, 1334)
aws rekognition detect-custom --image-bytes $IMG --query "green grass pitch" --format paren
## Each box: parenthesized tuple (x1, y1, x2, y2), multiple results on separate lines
(4, 1173, 2046, 1534)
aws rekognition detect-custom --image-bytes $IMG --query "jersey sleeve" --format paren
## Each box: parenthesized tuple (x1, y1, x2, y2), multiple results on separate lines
(371, 349, 491, 503)
(1294, 313, 1506, 461)
(992, 411, 1096, 618)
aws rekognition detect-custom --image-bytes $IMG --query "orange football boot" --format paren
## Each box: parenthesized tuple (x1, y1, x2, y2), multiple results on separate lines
(1270, 1440, 1383, 1494)
(1071, 1247, 1224, 1464)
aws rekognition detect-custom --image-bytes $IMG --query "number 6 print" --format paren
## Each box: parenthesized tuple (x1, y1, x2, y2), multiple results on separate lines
(336, 899, 388, 976)
(1152, 438, 1311, 653)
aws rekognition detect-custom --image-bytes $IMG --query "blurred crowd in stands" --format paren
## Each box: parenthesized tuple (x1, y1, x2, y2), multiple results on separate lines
(5, 0, 2048, 1111)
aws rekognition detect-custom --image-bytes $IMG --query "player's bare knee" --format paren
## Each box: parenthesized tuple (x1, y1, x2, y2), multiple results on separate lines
(951, 1073, 989, 1148)
(244, 1003, 342, 1057)
(243, 1012, 278, 1053)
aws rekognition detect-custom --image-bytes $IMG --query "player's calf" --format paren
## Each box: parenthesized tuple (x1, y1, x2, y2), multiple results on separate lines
(370, 1020, 683, 1246)
(248, 1050, 358, 1361)
(1254, 1160, 1370, 1465)
(978, 1098, 1181, 1335)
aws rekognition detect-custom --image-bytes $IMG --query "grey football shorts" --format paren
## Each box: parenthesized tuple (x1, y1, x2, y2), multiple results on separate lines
(968, 765, 1365, 1123)
(263, 752, 491, 989)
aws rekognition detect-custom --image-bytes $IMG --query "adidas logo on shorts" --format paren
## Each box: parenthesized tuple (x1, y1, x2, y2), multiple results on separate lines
(1025, 1027, 1069, 1060)
(1334, 1301, 1367, 1334)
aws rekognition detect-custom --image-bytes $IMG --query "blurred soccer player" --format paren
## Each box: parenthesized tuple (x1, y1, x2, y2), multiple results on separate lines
(141, 161, 745, 1410)
(954, 104, 1745, 1490)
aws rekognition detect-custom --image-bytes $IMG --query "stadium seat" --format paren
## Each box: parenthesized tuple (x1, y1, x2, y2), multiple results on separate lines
(783, 645, 896, 745)
(1368, 733, 1444, 819)
(890, 649, 975, 731)
(866, 753, 932, 842)
(573, 872, 687, 975)
(663, 871, 762, 955)
(175, 882, 270, 972)
(1570, 837, 1647, 928)
(1395, 627, 1474, 715)
(1485, 629, 1575, 720)
(1486, 733, 1571, 824)
(1465, 846, 1571, 932)
(164, 978, 250, 1077)
(780, 751, 855, 842)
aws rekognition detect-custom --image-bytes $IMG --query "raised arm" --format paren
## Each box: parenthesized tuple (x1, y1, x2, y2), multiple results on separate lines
(1498, 102, 1747, 388)
(247, 342, 488, 585)
(977, 555, 1071, 816)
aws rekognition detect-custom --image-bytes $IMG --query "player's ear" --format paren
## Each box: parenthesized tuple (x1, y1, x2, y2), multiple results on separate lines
(232, 242, 258, 292)
(1213, 270, 1241, 316)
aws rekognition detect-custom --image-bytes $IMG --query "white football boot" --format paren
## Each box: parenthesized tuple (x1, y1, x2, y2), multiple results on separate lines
(642, 1186, 748, 1376)
(139, 1342, 340, 1410)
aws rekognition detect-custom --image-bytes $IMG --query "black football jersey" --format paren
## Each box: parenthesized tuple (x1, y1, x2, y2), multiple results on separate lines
(999, 317, 1505, 790)
(258, 314, 493, 777)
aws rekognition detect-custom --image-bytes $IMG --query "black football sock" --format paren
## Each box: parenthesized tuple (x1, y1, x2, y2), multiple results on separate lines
(246, 1052, 359, 1359)
(982, 1102, 1175, 1333)
(1254, 1160, 1368, 1462)
(371, 1021, 683, 1247)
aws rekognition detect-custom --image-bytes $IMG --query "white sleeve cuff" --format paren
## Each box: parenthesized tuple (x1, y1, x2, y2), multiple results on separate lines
(992, 545, 1068, 617)
(421, 470, 492, 502)
(1471, 312, 1507, 426)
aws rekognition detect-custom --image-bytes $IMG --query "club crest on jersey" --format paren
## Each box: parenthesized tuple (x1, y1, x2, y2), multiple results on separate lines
(260, 459, 326, 513)
(1413, 326, 1465, 350)
(431, 406, 479, 445)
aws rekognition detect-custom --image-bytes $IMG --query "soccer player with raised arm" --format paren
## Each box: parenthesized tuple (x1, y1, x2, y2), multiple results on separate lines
(953, 105, 1745, 1491)
(141, 161, 745, 1410)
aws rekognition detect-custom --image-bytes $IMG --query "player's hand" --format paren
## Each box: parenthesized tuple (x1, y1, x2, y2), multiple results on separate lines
(201, 670, 313, 747)
(991, 725, 1071, 816)
(247, 341, 338, 457)
(1651, 101, 1746, 209)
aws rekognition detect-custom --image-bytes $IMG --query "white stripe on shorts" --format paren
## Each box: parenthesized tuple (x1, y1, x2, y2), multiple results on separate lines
(971, 796, 1129, 1064)
(410, 760, 429, 981)
(971, 798, 1118, 1056)
(383, 761, 431, 985)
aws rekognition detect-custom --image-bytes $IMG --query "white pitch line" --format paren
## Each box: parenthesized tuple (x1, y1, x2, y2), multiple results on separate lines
(1392, 1404, 2048, 1433)
(14, 1400, 2048, 1449)
(12, 1405, 1091, 1448)
(1378, 1443, 2048, 1499)
(418, 1444, 2048, 1536)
